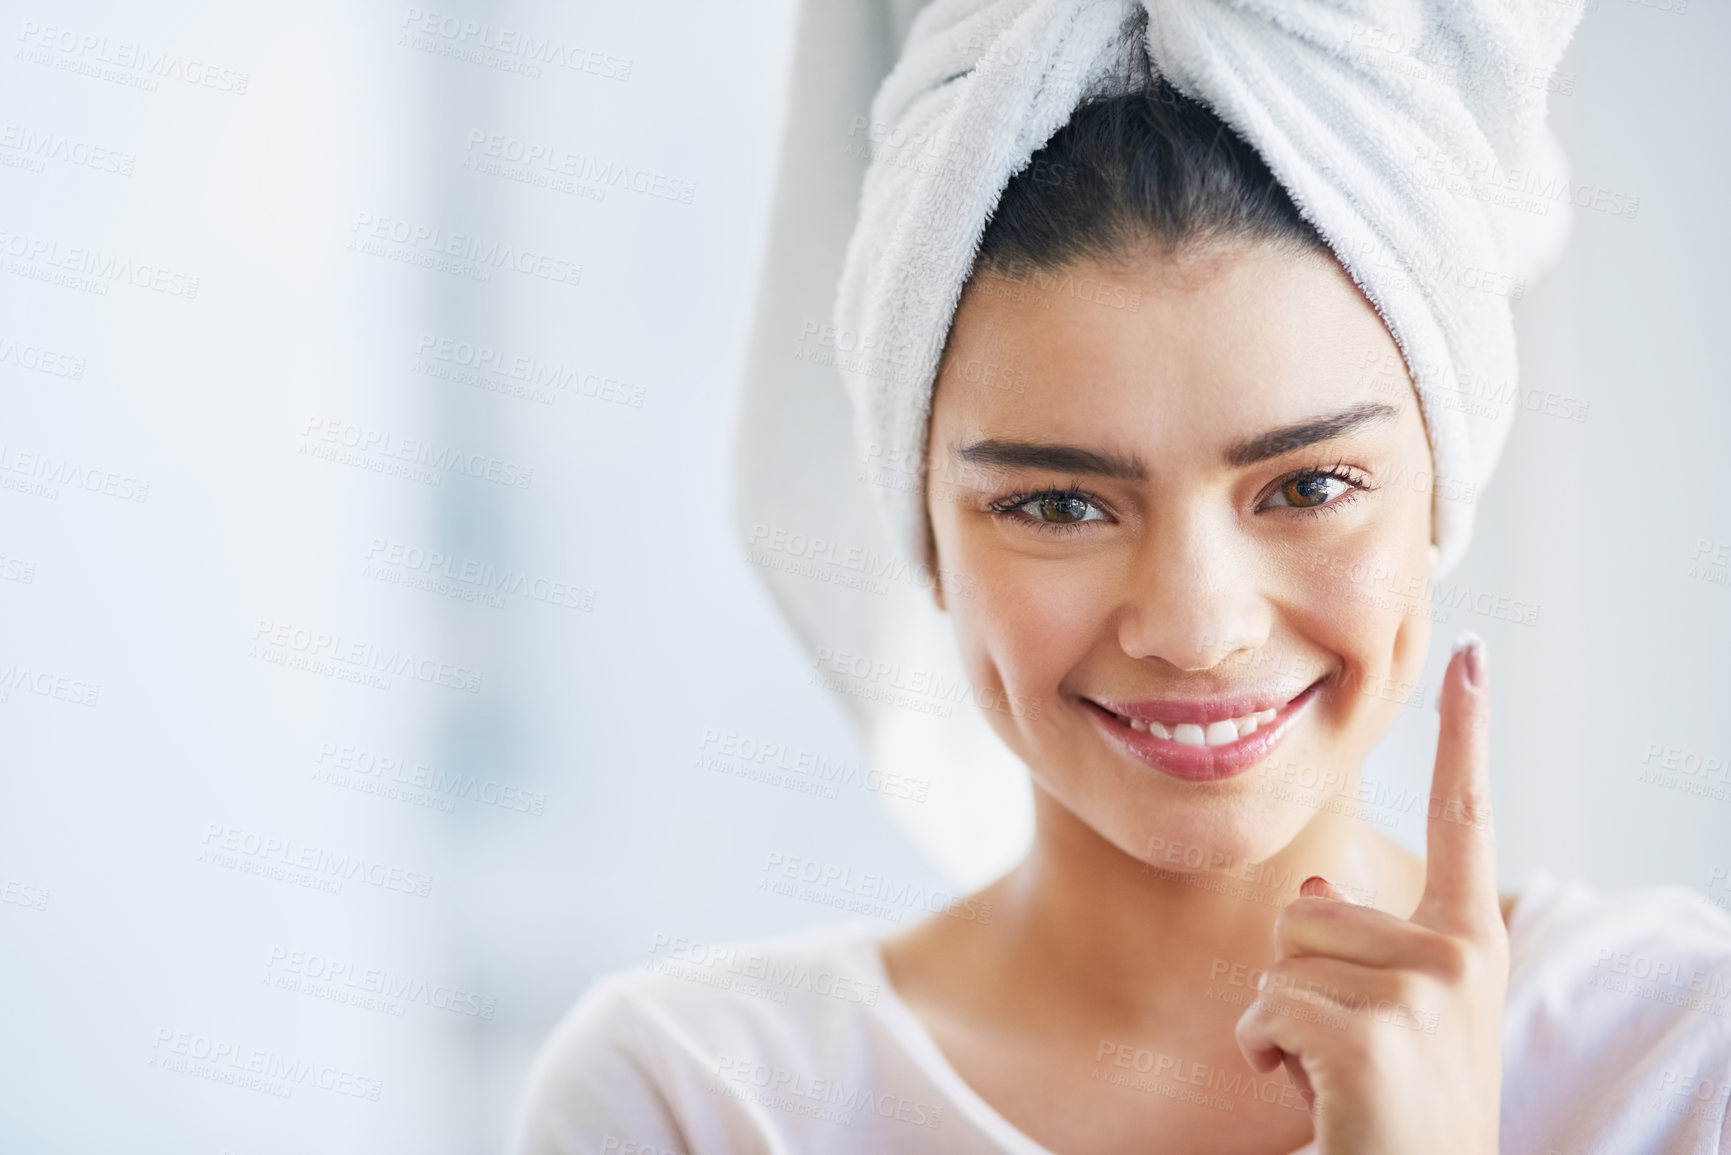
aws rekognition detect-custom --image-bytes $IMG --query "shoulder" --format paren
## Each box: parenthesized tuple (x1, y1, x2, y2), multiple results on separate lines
(507, 920, 893, 1155)
(1507, 870, 1731, 1005)
(1501, 871, 1731, 1153)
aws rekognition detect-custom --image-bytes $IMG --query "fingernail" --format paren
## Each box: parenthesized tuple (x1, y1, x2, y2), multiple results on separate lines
(1452, 630, 1485, 689)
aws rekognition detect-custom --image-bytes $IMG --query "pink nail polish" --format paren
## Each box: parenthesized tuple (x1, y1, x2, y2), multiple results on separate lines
(1453, 630, 1485, 688)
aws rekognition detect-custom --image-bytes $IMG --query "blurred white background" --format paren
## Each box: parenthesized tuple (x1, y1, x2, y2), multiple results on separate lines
(1, 1, 1725, 1151)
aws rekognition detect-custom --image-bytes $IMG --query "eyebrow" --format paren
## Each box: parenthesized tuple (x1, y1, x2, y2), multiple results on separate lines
(951, 401, 1400, 478)
(1224, 401, 1400, 467)
(953, 439, 1147, 480)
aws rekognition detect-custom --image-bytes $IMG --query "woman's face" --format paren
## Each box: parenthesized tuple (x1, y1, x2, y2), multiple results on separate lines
(925, 243, 1437, 872)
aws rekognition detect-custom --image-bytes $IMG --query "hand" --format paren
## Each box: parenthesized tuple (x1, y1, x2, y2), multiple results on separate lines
(1234, 634, 1509, 1154)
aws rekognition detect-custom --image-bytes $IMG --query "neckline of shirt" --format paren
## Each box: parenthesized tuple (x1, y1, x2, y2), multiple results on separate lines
(818, 869, 1563, 1155)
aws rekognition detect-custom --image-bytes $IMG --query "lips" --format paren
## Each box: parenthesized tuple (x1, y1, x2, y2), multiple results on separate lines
(1083, 680, 1323, 783)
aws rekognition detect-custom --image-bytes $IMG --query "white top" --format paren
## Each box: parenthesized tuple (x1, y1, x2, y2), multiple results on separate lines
(510, 871, 1731, 1154)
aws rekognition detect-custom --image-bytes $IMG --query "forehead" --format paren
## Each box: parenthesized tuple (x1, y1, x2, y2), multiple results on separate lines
(933, 246, 1417, 453)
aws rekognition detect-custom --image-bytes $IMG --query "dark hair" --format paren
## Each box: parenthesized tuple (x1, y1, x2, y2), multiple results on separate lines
(973, 78, 1326, 276)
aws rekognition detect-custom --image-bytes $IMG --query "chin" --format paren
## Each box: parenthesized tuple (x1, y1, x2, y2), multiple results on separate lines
(1134, 805, 1311, 877)
(1096, 784, 1316, 879)
(1025, 694, 1353, 877)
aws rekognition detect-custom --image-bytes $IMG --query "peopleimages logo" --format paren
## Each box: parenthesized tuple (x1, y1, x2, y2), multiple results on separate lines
(760, 851, 992, 924)
(697, 727, 930, 803)
(0, 660, 100, 707)
(0, 224, 200, 298)
(1590, 947, 1731, 1005)
(646, 933, 882, 1007)
(348, 212, 582, 288)
(414, 333, 645, 408)
(15, 22, 251, 94)
(0, 122, 135, 175)
(0, 443, 149, 502)
(748, 523, 977, 598)
(200, 823, 435, 898)
(982, 256, 1143, 312)
(265, 946, 497, 1019)
(363, 537, 593, 612)
(313, 740, 547, 815)
(249, 618, 485, 694)
(300, 417, 533, 489)
(712, 1054, 945, 1129)
(398, 8, 632, 81)
(149, 1028, 381, 1101)
(810, 646, 1039, 720)
(462, 129, 695, 204)
(0, 333, 86, 378)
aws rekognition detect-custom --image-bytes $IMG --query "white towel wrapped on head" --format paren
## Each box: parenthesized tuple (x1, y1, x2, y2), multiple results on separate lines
(835, 0, 1586, 580)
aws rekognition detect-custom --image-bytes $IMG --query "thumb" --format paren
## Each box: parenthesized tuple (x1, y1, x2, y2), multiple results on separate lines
(1282, 1051, 1316, 1112)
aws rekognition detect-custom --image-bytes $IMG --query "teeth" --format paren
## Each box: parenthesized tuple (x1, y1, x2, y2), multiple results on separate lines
(1114, 705, 1283, 745)
(1204, 720, 1237, 746)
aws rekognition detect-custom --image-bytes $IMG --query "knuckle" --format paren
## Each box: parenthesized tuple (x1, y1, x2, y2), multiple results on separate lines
(1431, 785, 1495, 832)
(1457, 788, 1494, 828)
(1424, 934, 1474, 983)
(1481, 920, 1511, 966)
(1331, 1019, 1381, 1068)
(1386, 971, 1428, 1009)
(1275, 896, 1339, 941)
(1255, 961, 1299, 1006)
(1267, 957, 1301, 984)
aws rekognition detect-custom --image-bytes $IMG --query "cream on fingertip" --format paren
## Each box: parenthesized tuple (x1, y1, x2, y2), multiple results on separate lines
(1452, 630, 1486, 689)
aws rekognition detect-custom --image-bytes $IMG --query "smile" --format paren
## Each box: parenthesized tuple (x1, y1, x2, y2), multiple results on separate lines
(1082, 680, 1324, 783)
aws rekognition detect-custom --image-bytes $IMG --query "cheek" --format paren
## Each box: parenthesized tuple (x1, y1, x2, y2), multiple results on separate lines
(947, 549, 1112, 705)
(1280, 532, 1432, 739)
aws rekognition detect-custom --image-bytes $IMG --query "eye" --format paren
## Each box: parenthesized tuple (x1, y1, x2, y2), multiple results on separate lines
(1026, 493, 1105, 524)
(989, 487, 1109, 529)
(1259, 466, 1371, 515)
(1273, 473, 1350, 508)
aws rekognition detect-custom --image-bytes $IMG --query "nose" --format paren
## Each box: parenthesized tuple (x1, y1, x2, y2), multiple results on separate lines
(1115, 511, 1272, 672)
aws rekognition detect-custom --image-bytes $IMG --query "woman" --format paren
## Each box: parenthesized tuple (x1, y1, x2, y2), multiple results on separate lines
(512, 5, 1731, 1153)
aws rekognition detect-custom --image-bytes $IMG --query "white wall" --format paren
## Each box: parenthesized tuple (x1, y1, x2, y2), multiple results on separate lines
(1392, 0, 1731, 897)
(0, 1, 1725, 1150)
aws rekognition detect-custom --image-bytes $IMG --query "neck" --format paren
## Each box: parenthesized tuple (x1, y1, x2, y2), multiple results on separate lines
(987, 787, 1424, 1028)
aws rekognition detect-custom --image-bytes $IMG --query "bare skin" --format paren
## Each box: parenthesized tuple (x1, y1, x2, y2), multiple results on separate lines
(880, 244, 1511, 1154)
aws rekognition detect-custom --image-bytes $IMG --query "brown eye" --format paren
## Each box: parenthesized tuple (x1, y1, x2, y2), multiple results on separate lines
(998, 491, 1107, 526)
(1268, 472, 1353, 510)
(1035, 495, 1097, 523)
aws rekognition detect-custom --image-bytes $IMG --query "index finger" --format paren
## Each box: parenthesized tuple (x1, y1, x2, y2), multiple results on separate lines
(1413, 631, 1499, 936)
